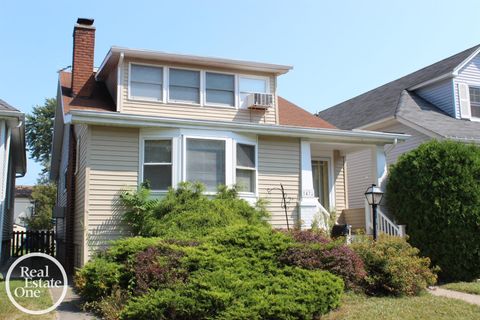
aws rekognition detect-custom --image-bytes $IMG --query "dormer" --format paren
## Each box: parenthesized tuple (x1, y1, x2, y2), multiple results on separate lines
(95, 47, 292, 125)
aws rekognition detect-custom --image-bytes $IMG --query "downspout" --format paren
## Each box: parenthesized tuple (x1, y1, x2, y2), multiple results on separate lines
(384, 138, 398, 154)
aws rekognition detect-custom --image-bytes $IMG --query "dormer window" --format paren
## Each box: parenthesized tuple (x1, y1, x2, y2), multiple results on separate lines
(169, 69, 200, 104)
(239, 76, 268, 108)
(205, 72, 235, 106)
(130, 64, 163, 101)
(469, 86, 480, 118)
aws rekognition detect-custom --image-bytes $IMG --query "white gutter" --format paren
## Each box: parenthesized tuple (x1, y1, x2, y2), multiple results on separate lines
(66, 110, 409, 145)
(116, 52, 124, 112)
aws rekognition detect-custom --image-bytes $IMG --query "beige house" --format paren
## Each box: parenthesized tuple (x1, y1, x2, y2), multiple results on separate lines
(50, 18, 406, 272)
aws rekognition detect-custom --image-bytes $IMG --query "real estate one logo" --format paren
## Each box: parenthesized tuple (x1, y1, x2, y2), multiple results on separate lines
(5, 252, 68, 315)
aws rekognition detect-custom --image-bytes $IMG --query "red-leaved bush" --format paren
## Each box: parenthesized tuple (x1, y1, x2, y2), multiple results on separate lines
(133, 246, 188, 294)
(280, 230, 366, 290)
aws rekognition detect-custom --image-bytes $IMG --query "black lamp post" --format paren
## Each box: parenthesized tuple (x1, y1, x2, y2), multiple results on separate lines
(364, 184, 384, 240)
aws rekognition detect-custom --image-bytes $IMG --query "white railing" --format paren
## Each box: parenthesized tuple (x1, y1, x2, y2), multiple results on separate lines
(377, 210, 406, 237)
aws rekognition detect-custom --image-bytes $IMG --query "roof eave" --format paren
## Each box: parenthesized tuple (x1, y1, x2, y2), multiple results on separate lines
(66, 110, 408, 145)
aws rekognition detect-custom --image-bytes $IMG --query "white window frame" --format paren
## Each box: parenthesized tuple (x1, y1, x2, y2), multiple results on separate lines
(167, 66, 202, 106)
(183, 135, 231, 194)
(238, 74, 271, 108)
(234, 141, 258, 196)
(127, 62, 271, 110)
(203, 70, 237, 108)
(468, 84, 480, 120)
(128, 62, 166, 103)
(140, 138, 175, 193)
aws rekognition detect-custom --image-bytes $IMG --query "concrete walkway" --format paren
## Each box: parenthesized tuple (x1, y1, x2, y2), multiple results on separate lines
(50, 285, 96, 320)
(428, 287, 480, 306)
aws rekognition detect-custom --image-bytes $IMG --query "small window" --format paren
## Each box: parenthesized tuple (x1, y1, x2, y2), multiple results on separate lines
(143, 140, 172, 191)
(130, 64, 163, 101)
(469, 86, 480, 118)
(205, 72, 235, 106)
(63, 167, 68, 192)
(169, 69, 200, 103)
(239, 77, 268, 107)
(186, 138, 225, 192)
(236, 143, 256, 193)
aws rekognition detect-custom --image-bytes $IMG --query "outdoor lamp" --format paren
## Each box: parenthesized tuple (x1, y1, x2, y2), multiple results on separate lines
(364, 184, 384, 240)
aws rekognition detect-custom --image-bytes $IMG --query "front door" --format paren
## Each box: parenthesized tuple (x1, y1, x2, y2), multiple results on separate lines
(312, 160, 330, 209)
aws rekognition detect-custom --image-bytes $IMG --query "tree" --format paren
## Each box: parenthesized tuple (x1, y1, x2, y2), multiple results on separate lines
(22, 183, 57, 230)
(25, 98, 56, 177)
(387, 140, 480, 281)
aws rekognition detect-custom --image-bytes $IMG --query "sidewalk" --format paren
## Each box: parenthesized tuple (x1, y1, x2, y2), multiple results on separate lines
(428, 287, 480, 306)
(50, 285, 96, 320)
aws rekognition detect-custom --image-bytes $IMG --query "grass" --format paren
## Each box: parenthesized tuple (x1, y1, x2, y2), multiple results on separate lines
(441, 281, 480, 295)
(0, 280, 55, 320)
(322, 292, 480, 320)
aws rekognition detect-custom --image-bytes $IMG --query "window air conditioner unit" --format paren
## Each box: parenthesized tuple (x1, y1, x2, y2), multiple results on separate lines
(246, 93, 274, 110)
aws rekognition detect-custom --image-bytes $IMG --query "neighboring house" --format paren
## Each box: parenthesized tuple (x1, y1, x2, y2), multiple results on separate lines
(0, 100, 26, 265)
(13, 185, 34, 231)
(50, 18, 406, 272)
(319, 44, 480, 232)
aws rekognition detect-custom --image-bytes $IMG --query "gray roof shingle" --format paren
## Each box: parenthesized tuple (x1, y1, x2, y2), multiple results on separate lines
(318, 44, 480, 129)
(0, 99, 20, 113)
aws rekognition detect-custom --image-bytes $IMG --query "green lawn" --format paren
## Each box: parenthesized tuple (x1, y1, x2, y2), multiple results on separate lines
(322, 292, 480, 320)
(441, 282, 480, 295)
(0, 280, 55, 320)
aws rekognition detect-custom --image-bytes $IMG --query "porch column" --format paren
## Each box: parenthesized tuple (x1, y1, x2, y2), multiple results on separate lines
(365, 145, 388, 233)
(299, 140, 318, 229)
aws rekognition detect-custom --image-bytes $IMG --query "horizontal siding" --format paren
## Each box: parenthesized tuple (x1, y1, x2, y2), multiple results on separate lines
(416, 78, 455, 117)
(339, 208, 365, 232)
(120, 58, 278, 125)
(73, 124, 88, 267)
(333, 150, 347, 212)
(381, 122, 431, 164)
(87, 126, 139, 257)
(346, 149, 371, 209)
(454, 54, 480, 118)
(258, 136, 300, 228)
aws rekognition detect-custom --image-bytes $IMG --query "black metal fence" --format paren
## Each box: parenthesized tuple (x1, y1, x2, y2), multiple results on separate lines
(11, 230, 55, 257)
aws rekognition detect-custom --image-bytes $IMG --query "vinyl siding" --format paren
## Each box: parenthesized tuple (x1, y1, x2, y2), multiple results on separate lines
(55, 124, 70, 240)
(73, 124, 88, 267)
(258, 136, 300, 228)
(454, 54, 480, 118)
(416, 78, 455, 117)
(86, 126, 139, 258)
(333, 150, 347, 212)
(120, 58, 278, 125)
(346, 120, 431, 209)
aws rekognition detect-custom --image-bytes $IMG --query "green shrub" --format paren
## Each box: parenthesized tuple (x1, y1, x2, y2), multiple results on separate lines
(120, 267, 343, 320)
(387, 140, 480, 281)
(75, 258, 122, 301)
(352, 235, 437, 296)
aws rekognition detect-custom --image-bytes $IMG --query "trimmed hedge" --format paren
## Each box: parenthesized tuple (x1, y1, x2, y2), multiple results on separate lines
(387, 140, 480, 281)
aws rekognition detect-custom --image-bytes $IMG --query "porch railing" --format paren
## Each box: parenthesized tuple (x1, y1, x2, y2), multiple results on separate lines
(377, 211, 406, 237)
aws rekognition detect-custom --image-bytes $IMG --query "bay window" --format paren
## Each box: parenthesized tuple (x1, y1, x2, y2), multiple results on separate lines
(143, 140, 172, 191)
(205, 72, 235, 106)
(169, 68, 200, 103)
(130, 64, 163, 101)
(186, 138, 225, 192)
(236, 143, 256, 193)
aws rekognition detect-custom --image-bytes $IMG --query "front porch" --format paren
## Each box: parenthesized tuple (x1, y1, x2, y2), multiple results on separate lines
(298, 139, 405, 237)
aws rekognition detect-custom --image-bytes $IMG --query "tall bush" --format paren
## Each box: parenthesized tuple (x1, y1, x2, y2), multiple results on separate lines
(387, 140, 480, 281)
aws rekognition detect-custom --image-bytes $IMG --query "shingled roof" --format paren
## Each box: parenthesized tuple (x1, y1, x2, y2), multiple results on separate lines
(0, 99, 21, 113)
(318, 44, 480, 129)
(278, 97, 335, 129)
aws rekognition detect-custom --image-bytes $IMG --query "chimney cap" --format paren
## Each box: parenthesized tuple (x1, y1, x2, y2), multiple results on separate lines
(76, 18, 94, 26)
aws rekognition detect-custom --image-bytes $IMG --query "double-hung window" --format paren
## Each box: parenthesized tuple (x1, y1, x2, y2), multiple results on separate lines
(130, 64, 163, 101)
(236, 143, 256, 193)
(186, 138, 225, 192)
(239, 77, 268, 107)
(469, 86, 480, 118)
(205, 72, 235, 106)
(169, 68, 200, 104)
(143, 140, 172, 191)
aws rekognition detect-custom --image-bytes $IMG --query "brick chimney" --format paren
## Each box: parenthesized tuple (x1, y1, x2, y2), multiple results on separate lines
(71, 18, 95, 97)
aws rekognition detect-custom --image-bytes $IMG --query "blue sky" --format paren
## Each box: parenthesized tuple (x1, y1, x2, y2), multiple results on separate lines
(2, 0, 480, 185)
